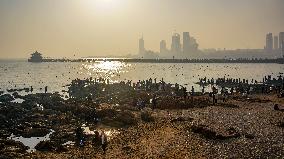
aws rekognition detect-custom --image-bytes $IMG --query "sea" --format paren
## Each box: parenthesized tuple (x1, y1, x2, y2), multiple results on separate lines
(0, 60, 284, 97)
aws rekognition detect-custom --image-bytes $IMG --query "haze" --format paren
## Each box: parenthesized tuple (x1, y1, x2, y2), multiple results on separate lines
(0, 0, 284, 59)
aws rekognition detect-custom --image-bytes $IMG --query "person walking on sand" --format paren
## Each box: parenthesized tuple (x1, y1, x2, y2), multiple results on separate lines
(101, 130, 108, 154)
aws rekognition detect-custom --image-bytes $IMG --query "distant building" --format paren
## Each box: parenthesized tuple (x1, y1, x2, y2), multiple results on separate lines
(265, 33, 273, 52)
(171, 33, 181, 54)
(274, 36, 279, 50)
(183, 32, 190, 53)
(279, 32, 284, 51)
(28, 51, 43, 62)
(160, 40, 167, 54)
(139, 37, 145, 54)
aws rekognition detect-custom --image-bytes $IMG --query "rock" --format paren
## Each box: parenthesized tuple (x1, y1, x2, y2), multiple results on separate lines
(0, 139, 28, 153)
(12, 92, 21, 99)
(0, 94, 14, 103)
(35, 141, 67, 152)
(191, 125, 240, 140)
(21, 128, 50, 138)
(141, 110, 155, 122)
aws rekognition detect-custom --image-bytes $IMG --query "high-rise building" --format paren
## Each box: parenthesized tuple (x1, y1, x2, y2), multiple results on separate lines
(171, 33, 181, 54)
(183, 32, 190, 53)
(160, 40, 167, 54)
(265, 33, 273, 52)
(139, 37, 145, 54)
(279, 32, 284, 51)
(274, 36, 279, 50)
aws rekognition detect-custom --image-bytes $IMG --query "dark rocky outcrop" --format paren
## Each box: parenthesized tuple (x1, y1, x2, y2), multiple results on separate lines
(35, 141, 67, 152)
(0, 94, 14, 103)
(191, 125, 240, 140)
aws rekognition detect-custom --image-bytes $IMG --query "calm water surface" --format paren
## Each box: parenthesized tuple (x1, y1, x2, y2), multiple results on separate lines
(0, 60, 283, 95)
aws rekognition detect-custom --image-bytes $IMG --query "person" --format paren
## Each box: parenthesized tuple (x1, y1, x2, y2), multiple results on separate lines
(182, 87, 187, 99)
(30, 86, 33, 93)
(101, 131, 108, 154)
(92, 131, 101, 147)
(44, 86, 48, 93)
(75, 126, 84, 147)
(191, 86, 195, 96)
(152, 95, 157, 109)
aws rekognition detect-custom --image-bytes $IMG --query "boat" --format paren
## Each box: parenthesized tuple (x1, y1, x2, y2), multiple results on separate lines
(28, 51, 43, 62)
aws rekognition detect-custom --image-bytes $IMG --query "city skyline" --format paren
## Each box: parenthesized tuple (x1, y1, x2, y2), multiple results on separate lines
(0, 0, 284, 59)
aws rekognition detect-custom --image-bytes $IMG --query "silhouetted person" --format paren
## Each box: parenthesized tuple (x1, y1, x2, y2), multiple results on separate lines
(152, 95, 157, 109)
(101, 131, 108, 154)
(75, 126, 84, 147)
(92, 131, 101, 147)
(44, 86, 48, 93)
(30, 86, 33, 93)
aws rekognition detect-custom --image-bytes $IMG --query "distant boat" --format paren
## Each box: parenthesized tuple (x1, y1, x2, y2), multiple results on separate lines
(28, 51, 43, 62)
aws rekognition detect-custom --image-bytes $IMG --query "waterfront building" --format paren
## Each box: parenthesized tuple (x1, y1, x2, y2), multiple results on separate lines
(139, 37, 145, 54)
(160, 40, 167, 54)
(279, 32, 284, 51)
(28, 51, 43, 62)
(274, 36, 278, 50)
(171, 33, 181, 54)
(183, 32, 190, 53)
(265, 33, 273, 52)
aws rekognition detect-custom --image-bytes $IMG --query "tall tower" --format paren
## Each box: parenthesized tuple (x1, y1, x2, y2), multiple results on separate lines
(139, 37, 145, 54)
(183, 32, 190, 53)
(274, 36, 279, 50)
(265, 33, 273, 52)
(160, 40, 167, 54)
(279, 32, 284, 52)
(171, 33, 181, 54)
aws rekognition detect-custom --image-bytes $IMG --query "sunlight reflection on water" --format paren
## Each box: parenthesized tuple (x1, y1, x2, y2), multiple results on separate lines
(82, 61, 131, 82)
(0, 60, 284, 95)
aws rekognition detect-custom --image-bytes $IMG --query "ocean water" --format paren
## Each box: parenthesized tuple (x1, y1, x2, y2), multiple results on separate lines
(0, 60, 283, 96)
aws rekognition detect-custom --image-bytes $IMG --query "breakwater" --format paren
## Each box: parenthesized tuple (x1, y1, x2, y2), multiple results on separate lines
(31, 58, 284, 64)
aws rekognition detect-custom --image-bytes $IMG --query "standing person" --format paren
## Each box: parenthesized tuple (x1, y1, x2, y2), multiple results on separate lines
(30, 86, 33, 93)
(101, 131, 108, 154)
(182, 87, 187, 99)
(152, 94, 157, 109)
(191, 86, 195, 96)
(75, 126, 84, 147)
(44, 86, 48, 93)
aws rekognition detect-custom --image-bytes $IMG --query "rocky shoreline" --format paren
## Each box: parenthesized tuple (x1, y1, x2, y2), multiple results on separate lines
(0, 78, 283, 158)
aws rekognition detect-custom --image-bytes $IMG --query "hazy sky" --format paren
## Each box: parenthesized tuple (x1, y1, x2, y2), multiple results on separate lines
(0, 0, 283, 58)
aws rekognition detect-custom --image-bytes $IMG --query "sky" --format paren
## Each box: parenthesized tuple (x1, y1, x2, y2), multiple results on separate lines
(0, 0, 283, 59)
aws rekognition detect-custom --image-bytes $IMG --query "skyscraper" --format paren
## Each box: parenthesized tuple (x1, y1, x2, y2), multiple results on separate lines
(279, 32, 284, 51)
(183, 32, 190, 53)
(160, 40, 167, 54)
(274, 36, 279, 50)
(139, 37, 145, 54)
(171, 33, 181, 54)
(265, 33, 273, 52)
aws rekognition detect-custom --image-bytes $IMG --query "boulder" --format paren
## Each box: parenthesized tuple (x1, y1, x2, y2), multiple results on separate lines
(0, 94, 14, 103)
(21, 128, 50, 138)
(0, 139, 28, 153)
(35, 141, 67, 152)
